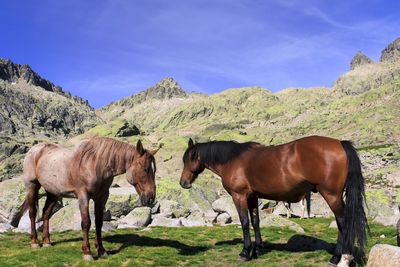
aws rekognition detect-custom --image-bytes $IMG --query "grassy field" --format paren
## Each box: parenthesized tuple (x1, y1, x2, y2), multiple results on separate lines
(0, 218, 396, 267)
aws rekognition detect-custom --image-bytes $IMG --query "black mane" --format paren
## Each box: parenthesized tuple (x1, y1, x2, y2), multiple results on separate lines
(183, 140, 258, 166)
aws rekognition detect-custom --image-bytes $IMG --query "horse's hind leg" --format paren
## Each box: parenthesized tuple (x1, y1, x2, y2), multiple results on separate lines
(248, 196, 262, 258)
(94, 190, 109, 258)
(232, 192, 252, 261)
(26, 181, 41, 248)
(318, 189, 345, 266)
(42, 192, 58, 247)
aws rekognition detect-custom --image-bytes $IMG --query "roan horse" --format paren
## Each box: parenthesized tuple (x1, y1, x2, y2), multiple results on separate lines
(180, 136, 367, 267)
(13, 137, 159, 260)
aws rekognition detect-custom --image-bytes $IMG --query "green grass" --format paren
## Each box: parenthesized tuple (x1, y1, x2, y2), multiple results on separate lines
(0, 218, 396, 267)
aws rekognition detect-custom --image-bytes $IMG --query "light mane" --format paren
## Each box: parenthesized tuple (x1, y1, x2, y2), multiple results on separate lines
(77, 137, 135, 177)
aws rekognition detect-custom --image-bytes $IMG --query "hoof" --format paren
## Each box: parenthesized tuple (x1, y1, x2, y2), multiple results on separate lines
(239, 250, 251, 261)
(239, 255, 251, 262)
(83, 254, 94, 261)
(42, 243, 52, 248)
(31, 243, 40, 248)
(329, 255, 341, 266)
(99, 251, 108, 258)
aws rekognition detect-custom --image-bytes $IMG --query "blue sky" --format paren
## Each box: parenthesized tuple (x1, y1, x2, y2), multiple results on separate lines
(1, 0, 399, 108)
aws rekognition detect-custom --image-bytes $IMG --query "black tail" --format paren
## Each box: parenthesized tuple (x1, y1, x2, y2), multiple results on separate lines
(341, 141, 368, 265)
(10, 199, 29, 227)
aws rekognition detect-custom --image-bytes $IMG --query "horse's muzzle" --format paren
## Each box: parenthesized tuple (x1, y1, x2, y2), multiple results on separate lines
(180, 180, 192, 189)
(141, 194, 155, 207)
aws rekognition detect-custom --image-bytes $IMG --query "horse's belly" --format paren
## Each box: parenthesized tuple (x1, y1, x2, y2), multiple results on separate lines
(254, 181, 313, 202)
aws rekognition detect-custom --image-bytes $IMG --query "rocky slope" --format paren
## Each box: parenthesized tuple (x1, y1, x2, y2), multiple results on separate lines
(0, 38, 399, 232)
(0, 58, 101, 180)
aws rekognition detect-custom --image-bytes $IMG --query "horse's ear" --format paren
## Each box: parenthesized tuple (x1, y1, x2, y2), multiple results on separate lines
(188, 138, 194, 148)
(136, 140, 145, 156)
(150, 143, 163, 155)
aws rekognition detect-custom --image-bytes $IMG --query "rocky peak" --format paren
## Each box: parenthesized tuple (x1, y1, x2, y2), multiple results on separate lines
(145, 77, 187, 100)
(0, 58, 58, 93)
(350, 51, 373, 70)
(0, 58, 90, 106)
(380, 37, 400, 62)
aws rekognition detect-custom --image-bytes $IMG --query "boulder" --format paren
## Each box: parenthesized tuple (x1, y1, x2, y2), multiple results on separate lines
(212, 196, 239, 223)
(215, 212, 232, 225)
(105, 187, 139, 217)
(159, 199, 190, 218)
(259, 213, 304, 234)
(115, 122, 140, 137)
(149, 214, 182, 227)
(0, 178, 27, 224)
(117, 207, 151, 228)
(17, 211, 43, 232)
(0, 223, 14, 233)
(367, 244, 400, 267)
(181, 211, 212, 227)
(329, 220, 337, 229)
(49, 200, 95, 232)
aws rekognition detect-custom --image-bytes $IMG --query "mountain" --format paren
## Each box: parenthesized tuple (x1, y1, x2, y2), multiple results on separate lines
(0, 58, 101, 180)
(0, 39, 399, 233)
(88, 38, 399, 185)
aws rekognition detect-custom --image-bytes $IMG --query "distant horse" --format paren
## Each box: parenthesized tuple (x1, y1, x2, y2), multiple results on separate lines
(283, 190, 312, 219)
(180, 136, 367, 266)
(14, 137, 159, 260)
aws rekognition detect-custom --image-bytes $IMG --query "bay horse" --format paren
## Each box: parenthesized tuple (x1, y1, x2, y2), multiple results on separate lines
(180, 136, 367, 266)
(13, 137, 159, 260)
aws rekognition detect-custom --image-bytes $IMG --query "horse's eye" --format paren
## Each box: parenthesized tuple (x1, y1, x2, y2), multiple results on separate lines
(144, 168, 149, 173)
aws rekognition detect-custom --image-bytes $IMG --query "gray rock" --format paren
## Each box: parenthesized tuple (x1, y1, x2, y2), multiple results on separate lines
(215, 212, 232, 225)
(180, 211, 212, 227)
(159, 199, 190, 218)
(150, 201, 160, 214)
(49, 200, 95, 232)
(105, 187, 139, 217)
(115, 122, 140, 137)
(0, 178, 27, 225)
(259, 213, 304, 234)
(0, 223, 14, 233)
(17, 211, 42, 231)
(329, 220, 337, 229)
(367, 244, 400, 267)
(212, 196, 239, 223)
(117, 207, 151, 228)
(149, 214, 182, 227)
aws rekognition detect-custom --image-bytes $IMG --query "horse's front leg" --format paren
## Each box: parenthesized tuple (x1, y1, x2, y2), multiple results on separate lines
(248, 196, 263, 258)
(78, 192, 93, 261)
(94, 190, 109, 258)
(232, 192, 252, 261)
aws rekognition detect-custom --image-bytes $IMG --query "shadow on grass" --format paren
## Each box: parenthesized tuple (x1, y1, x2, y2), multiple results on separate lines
(52, 233, 209, 256)
(103, 234, 209, 256)
(216, 234, 335, 255)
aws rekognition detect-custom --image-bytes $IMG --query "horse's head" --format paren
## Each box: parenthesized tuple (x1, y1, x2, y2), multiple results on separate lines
(126, 140, 159, 206)
(180, 138, 205, 189)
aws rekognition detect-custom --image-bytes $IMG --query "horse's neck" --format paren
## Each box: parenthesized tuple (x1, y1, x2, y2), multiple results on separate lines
(205, 163, 224, 177)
